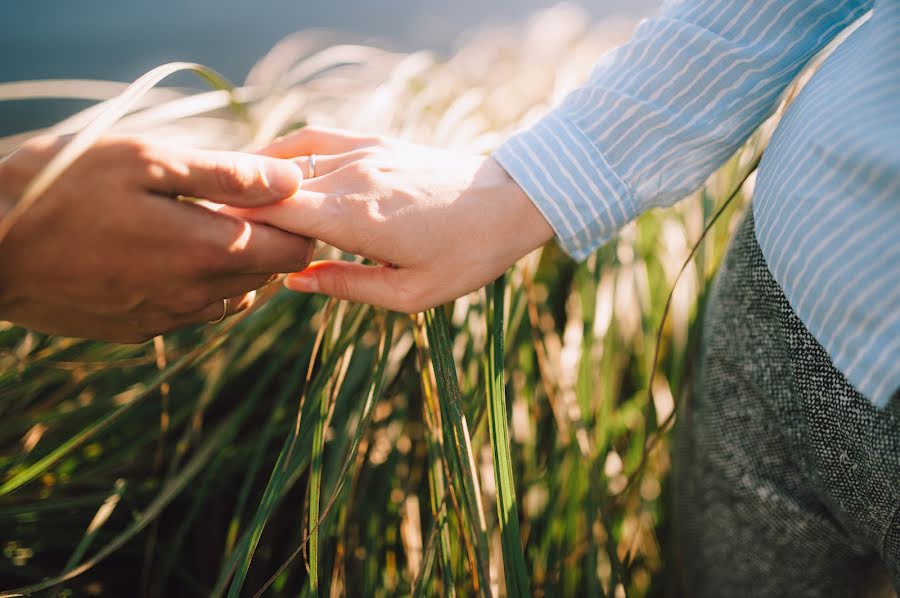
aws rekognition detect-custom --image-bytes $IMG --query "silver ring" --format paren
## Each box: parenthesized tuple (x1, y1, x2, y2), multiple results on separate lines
(209, 299, 228, 324)
(308, 153, 317, 179)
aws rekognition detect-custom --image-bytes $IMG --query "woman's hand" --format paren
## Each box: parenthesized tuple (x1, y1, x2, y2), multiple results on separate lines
(0, 134, 313, 342)
(231, 127, 554, 313)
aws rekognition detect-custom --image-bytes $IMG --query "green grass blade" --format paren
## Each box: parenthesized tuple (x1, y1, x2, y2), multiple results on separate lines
(0, 383, 258, 597)
(485, 276, 530, 597)
(62, 478, 127, 573)
(221, 349, 309, 566)
(413, 322, 457, 596)
(423, 307, 491, 596)
(306, 347, 336, 595)
(247, 313, 396, 598)
(220, 306, 369, 598)
(0, 334, 229, 496)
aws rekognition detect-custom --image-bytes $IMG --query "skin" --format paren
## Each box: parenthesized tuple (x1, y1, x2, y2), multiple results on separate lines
(228, 126, 555, 313)
(0, 134, 314, 342)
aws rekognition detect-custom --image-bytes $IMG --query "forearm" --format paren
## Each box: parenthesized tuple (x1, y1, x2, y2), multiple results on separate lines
(495, 0, 872, 260)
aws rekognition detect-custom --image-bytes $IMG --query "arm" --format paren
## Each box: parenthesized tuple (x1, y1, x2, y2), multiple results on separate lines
(494, 0, 872, 259)
(0, 135, 312, 342)
(229, 1, 871, 312)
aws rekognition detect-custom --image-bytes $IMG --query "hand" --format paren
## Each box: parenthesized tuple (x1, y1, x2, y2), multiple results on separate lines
(0, 135, 313, 342)
(229, 127, 554, 313)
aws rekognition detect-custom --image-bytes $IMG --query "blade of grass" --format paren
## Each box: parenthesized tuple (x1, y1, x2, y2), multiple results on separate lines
(0, 376, 261, 597)
(221, 348, 310, 565)
(62, 478, 127, 573)
(413, 320, 457, 596)
(423, 307, 491, 596)
(248, 313, 396, 598)
(485, 276, 530, 597)
(152, 345, 301, 594)
(0, 331, 231, 496)
(411, 494, 448, 598)
(218, 306, 369, 598)
(306, 345, 346, 594)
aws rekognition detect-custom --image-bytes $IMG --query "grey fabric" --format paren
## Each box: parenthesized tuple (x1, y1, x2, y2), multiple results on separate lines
(673, 206, 900, 597)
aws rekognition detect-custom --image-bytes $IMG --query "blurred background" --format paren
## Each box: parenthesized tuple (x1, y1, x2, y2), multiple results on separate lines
(0, 0, 658, 135)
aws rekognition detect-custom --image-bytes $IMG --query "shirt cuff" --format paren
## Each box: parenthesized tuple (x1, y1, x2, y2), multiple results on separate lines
(493, 111, 636, 261)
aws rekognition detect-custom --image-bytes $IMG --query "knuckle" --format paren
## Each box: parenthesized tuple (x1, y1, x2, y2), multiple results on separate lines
(345, 160, 378, 182)
(215, 160, 255, 195)
(341, 159, 372, 180)
(320, 270, 352, 300)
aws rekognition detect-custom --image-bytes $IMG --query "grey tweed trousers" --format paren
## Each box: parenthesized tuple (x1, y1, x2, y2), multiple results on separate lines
(673, 207, 900, 597)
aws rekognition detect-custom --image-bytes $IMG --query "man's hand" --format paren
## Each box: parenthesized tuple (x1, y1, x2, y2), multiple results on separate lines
(228, 127, 554, 313)
(0, 135, 313, 342)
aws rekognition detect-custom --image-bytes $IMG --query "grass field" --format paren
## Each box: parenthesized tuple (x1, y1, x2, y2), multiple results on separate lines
(0, 7, 774, 596)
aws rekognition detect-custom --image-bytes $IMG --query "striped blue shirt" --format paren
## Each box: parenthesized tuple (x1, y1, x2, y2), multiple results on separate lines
(494, 0, 899, 407)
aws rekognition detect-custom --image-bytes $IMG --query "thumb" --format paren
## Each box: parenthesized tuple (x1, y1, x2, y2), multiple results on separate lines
(285, 261, 424, 313)
(143, 145, 303, 207)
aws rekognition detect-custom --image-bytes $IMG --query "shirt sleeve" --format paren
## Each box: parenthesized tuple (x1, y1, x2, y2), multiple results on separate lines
(493, 0, 872, 260)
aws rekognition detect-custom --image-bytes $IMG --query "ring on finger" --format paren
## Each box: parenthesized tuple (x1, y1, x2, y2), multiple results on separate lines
(209, 298, 228, 324)
(308, 153, 317, 179)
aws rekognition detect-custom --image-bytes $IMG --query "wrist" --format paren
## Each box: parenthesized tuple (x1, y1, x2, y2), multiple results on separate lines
(484, 156, 555, 255)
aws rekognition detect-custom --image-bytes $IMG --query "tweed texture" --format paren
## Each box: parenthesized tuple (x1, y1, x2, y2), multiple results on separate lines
(673, 207, 899, 597)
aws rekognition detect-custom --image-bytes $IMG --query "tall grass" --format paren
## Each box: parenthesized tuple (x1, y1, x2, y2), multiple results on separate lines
(0, 6, 782, 596)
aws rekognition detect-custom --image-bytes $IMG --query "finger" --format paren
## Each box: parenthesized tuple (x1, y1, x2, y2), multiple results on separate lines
(206, 274, 276, 298)
(149, 197, 317, 275)
(219, 189, 342, 249)
(259, 126, 380, 159)
(6, 302, 155, 344)
(139, 143, 303, 207)
(291, 148, 374, 179)
(223, 220, 317, 275)
(284, 261, 425, 313)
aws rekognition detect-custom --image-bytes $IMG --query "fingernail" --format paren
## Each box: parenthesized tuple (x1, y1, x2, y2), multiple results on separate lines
(262, 158, 303, 199)
(285, 274, 318, 293)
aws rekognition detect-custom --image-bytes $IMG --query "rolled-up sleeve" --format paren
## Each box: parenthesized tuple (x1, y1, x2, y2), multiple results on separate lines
(493, 0, 872, 260)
